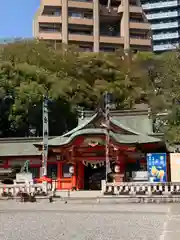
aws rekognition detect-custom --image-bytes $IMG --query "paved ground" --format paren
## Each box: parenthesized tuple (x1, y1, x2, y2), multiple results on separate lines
(0, 201, 180, 240)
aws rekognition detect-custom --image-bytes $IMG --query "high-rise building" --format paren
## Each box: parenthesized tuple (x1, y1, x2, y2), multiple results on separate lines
(141, 0, 180, 52)
(33, 0, 151, 52)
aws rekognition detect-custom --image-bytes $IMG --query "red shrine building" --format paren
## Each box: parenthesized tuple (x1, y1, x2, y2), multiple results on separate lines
(0, 105, 167, 190)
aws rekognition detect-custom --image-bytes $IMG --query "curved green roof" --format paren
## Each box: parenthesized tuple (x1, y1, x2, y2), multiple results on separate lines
(35, 110, 162, 147)
(47, 128, 161, 146)
(62, 113, 98, 137)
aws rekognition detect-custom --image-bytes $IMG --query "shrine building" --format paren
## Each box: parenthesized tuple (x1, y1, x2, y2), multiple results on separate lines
(0, 105, 168, 190)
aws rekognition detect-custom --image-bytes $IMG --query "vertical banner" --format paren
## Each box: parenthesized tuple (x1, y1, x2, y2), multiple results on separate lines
(147, 153, 167, 182)
(104, 92, 112, 181)
(170, 153, 180, 182)
(42, 96, 49, 177)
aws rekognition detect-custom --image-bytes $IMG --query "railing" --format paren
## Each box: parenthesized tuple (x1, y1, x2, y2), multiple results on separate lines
(102, 181, 180, 196)
(0, 183, 52, 197)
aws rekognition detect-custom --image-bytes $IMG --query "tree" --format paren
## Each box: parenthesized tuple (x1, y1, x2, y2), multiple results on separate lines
(1, 39, 180, 143)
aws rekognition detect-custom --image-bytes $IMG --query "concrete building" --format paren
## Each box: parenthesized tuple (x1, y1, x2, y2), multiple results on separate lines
(141, 0, 180, 52)
(33, 0, 151, 52)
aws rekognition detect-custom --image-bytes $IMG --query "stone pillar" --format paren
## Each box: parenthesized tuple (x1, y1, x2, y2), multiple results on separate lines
(93, 0, 100, 52)
(62, 0, 68, 44)
(121, 0, 130, 51)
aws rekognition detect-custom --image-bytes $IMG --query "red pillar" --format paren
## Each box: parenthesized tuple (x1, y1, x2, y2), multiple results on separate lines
(57, 162, 62, 189)
(77, 161, 84, 190)
(119, 154, 125, 175)
(72, 163, 77, 189)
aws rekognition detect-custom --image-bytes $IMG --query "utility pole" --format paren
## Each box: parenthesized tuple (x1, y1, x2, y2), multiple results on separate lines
(104, 92, 112, 182)
(42, 95, 49, 177)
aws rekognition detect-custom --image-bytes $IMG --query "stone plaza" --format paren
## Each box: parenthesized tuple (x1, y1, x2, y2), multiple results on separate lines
(0, 201, 180, 240)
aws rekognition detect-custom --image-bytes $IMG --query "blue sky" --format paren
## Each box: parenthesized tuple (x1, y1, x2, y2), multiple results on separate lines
(0, 0, 40, 39)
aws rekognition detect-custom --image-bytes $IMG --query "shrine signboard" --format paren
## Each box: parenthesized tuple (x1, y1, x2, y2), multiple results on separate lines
(170, 153, 180, 182)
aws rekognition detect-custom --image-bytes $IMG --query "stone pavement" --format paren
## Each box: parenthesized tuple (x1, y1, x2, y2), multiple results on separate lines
(160, 204, 180, 240)
(0, 201, 180, 240)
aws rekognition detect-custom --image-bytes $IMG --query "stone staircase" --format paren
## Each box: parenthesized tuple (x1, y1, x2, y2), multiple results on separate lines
(55, 190, 103, 199)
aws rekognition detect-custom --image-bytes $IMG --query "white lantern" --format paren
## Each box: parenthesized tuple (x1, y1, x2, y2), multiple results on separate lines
(114, 165, 120, 173)
(69, 166, 74, 174)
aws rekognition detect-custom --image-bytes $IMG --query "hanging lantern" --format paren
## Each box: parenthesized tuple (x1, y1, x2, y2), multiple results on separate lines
(114, 165, 120, 173)
(69, 165, 74, 174)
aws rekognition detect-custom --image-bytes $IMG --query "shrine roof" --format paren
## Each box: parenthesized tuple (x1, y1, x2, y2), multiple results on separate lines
(33, 108, 164, 148)
(47, 128, 162, 147)
(63, 112, 139, 138)
(62, 112, 99, 137)
(0, 141, 41, 157)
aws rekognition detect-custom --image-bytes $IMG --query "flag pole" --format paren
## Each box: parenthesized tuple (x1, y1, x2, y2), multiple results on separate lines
(42, 95, 49, 177)
(105, 92, 111, 182)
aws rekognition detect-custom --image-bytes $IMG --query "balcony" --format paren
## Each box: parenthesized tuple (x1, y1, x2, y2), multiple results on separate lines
(68, 17, 93, 25)
(146, 11, 178, 20)
(153, 43, 179, 51)
(37, 32, 62, 40)
(129, 6, 142, 13)
(69, 34, 93, 42)
(118, 5, 142, 13)
(153, 32, 179, 41)
(41, 0, 62, 6)
(151, 21, 178, 30)
(38, 15, 62, 23)
(100, 36, 124, 44)
(41, 0, 93, 9)
(68, 0, 93, 9)
(100, 5, 118, 17)
(130, 22, 150, 30)
(142, 1, 178, 10)
(130, 38, 151, 46)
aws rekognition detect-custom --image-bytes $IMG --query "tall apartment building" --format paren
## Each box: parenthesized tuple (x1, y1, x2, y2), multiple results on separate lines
(141, 0, 180, 52)
(33, 0, 151, 52)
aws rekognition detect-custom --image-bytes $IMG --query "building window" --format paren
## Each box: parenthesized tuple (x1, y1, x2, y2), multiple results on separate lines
(62, 163, 73, 178)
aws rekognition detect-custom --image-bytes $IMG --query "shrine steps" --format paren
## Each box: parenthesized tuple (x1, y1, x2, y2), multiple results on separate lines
(55, 190, 103, 198)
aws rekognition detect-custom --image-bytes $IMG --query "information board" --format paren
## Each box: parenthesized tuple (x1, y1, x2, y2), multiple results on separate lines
(147, 153, 167, 182)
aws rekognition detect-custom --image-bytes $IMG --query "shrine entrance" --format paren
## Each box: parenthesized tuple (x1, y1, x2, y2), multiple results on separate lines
(83, 161, 106, 190)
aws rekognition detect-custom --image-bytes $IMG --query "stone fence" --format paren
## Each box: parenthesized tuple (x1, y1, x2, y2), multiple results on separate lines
(102, 181, 180, 196)
(0, 183, 48, 197)
(2, 181, 180, 198)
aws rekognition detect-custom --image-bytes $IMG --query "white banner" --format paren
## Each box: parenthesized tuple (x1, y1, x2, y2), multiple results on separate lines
(170, 153, 180, 182)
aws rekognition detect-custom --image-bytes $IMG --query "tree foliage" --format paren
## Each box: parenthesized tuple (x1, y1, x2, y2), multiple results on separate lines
(0, 40, 180, 143)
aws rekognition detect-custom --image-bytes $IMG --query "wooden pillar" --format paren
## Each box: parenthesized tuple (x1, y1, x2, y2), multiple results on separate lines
(77, 161, 84, 190)
(4, 159, 9, 168)
(119, 154, 125, 175)
(72, 162, 77, 189)
(57, 161, 62, 189)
